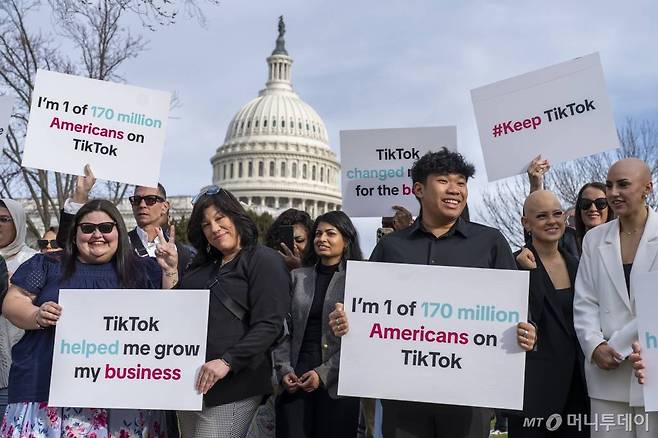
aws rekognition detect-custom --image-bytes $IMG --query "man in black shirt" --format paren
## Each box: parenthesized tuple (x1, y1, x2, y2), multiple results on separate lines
(332, 148, 536, 438)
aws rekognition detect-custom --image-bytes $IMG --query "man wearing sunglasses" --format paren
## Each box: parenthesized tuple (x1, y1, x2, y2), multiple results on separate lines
(57, 166, 194, 278)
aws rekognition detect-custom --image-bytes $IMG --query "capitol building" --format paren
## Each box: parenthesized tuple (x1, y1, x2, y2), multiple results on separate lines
(209, 18, 342, 217)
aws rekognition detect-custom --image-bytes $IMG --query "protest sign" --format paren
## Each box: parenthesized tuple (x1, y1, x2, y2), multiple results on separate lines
(22, 70, 171, 187)
(340, 126, 457, 217)
(471, 52, 618, 182)
(49, 289, 209, 410)
(338, 261, 528, 410)
(0, 95, 12, 142)
(634, 272, 658, 411)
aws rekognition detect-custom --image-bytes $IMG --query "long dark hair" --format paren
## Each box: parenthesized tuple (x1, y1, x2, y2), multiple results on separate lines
(303, 210, 363, 267)
(62, 199, 137, 287)
(265, 208, 313, 250)
(187, 188, 258, 267)
(574, 182, 615, 252)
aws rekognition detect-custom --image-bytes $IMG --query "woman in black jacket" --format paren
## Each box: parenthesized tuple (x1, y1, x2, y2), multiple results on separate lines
(176, 186, 291, 438)
(509, 190, 589, 437)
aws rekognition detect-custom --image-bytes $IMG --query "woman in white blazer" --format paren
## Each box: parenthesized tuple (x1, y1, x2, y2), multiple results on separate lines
(574, 158, 658, 437)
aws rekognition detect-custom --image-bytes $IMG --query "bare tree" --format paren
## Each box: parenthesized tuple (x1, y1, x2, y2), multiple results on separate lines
(50, 0, 220, 29)
(477, 119, 658, 249)
(0, 0, 145, 237)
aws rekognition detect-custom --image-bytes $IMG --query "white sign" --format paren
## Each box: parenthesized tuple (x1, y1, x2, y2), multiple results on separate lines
(49, 289, 209, 410)
(340, 126, 457, 217)
(338, 261, 529, 410)
(23, 70, 171, 187)
(471, 52, 618, 182)
(0, 95, 12, 141)
(634, 273, 658, 411)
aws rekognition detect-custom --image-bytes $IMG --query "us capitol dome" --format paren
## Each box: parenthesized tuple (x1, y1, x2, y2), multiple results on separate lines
(210, 17, 342, 217)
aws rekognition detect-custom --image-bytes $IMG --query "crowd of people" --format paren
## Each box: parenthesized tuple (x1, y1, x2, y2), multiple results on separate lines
(0, 147, 656, 438)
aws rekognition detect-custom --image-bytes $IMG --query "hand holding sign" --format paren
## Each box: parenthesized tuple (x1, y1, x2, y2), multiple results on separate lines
(196, 358, 230, 394)
(73, 164, 96, 204)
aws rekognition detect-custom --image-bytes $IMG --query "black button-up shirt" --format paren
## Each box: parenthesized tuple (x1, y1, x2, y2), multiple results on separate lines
(370, 216, 516, 270)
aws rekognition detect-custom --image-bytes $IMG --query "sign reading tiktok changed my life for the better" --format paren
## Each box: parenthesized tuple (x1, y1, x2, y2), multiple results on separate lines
(471, 52, 618, 182)
(338, 261, 529, 410)
(49, 289, 209, 411)
(340, 126, 457, 217)
(22, 70, 171, 187)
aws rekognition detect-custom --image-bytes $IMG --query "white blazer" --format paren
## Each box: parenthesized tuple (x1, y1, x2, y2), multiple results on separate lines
(574, 207, 658, 405)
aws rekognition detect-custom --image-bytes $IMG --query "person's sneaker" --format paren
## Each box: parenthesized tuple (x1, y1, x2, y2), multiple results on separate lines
(490, 431, 504, 436)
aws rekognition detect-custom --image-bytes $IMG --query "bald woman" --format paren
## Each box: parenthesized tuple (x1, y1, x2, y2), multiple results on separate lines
(508, 191, 589, 437)
(574, 158, 658, 438)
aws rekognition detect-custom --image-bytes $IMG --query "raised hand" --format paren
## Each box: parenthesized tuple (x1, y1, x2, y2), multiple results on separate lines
(73, 164, 96, 203)
(527, 155, 550, 192)
(155, 225, 178, 284)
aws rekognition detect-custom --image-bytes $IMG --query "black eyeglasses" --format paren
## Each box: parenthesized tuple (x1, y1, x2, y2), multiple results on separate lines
(192, 185, 224, 205)
(78, 222, 117, 234)
(37, 239, 59, 250)
(580, 198, 608, 211)
(129, 195, 165, 206)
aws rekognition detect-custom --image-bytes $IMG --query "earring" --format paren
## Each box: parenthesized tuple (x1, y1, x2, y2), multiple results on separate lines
(206, 243, 211, 254)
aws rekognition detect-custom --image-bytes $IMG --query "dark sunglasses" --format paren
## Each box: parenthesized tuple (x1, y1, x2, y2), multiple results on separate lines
(580, 198, 608, 211)
(78, 222, 117, 234)
(129, 195, 165, 206)
(37, 239, 59, 250)
(192, 185, 224, 205)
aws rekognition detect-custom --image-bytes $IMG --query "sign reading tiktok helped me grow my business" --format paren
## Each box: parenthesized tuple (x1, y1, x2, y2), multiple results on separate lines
(338, 261, 529, 410)
(471, 52, 618, 182)
(22, 70, 171, 187)
(340, 126, 457, 217)
(49, 289, 209, 410)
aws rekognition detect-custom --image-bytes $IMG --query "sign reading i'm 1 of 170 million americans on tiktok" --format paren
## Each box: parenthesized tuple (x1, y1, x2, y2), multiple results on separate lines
(22, 70, 171, 187)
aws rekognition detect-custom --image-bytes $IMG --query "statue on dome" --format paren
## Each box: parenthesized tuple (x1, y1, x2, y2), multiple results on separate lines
(273, 16, 288, 55)
(278, 15, 286, 37)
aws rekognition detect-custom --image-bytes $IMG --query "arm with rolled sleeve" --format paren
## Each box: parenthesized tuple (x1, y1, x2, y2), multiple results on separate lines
(573, 233, 605, 362)
(221, 247, 292, 373)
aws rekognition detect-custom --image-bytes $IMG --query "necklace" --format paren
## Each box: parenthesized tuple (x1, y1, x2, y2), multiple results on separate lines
(220, 253, 237, 267)
(620, 226, 643, 236)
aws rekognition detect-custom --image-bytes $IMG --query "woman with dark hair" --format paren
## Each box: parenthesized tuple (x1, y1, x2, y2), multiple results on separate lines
(176, 186, 290, 438)
(1, 199, 178, 437)
(274, 210, 362, 438)
(573, 182, 614, 253)
(265, 208, 313, 271)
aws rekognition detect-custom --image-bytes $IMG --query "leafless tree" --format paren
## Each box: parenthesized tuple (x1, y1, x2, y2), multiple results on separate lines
(477, 119, 658, 249)
(0, 0, 146, 237)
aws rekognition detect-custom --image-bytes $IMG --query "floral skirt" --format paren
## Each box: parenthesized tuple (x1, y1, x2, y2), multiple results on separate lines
(0, 402, 166, 438)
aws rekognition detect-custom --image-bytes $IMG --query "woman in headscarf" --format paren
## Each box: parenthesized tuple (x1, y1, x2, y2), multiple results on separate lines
(0, 199, 37, 417)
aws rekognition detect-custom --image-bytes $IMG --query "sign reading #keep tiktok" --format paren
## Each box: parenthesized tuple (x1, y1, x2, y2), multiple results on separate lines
(22, 70, 171, 187)
(471, 52, 618, 182)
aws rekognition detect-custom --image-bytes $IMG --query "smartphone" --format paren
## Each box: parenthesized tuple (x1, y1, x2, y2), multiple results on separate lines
(277, 225, 295, 252)
(376, 227, 394, 242)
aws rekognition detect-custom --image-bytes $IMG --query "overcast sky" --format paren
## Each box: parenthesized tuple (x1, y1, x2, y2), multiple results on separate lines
(30, 1, 658, 252)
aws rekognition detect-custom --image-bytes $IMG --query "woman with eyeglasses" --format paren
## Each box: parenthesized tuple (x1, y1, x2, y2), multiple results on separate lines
(508, 191, 589, 437)
(573, 182, 615, 253)
(1, 199, 179, 437)
(38, 227, 61, 253)
(176, 186, 290, 438)
(273, 211, 362, 438)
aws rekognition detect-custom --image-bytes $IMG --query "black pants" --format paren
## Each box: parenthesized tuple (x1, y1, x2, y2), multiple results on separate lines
(381, 400, 489, 438)
(508, 367, 589, 438)
(276, 387, 360, 438)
